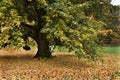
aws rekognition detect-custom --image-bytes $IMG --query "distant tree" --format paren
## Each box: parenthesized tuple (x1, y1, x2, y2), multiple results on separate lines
(98, 5, 120, 45)
(0, 0, 112, 59)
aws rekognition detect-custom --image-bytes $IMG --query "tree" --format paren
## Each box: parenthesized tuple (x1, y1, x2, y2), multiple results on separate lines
(97, 5, 120, 45)
(0, 0, 112, 59)
(109, 5, 120, 45)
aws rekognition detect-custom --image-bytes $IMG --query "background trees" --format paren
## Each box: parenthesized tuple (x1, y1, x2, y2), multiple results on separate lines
(97, 5, 120, 45)
(0, 0, 115, 59)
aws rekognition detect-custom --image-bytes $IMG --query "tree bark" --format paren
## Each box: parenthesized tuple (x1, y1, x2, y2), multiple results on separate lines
(34, 33, 51, 58)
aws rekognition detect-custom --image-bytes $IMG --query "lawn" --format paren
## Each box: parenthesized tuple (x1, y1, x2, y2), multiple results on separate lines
(0, 48, 120, 80)
(51, 46, 120, 55)
(96, 46, 120, 55)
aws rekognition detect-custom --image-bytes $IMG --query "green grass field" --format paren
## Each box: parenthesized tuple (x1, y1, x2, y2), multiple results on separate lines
(96, 46, 120, 55)
(53, 46, 120, 55)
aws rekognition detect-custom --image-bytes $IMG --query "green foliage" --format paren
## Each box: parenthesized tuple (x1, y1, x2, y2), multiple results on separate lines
(0, 0, 113, 59)
(41, 0, 107, 59)
(0, 0, 23, 48)
(97, 5, 120, 45)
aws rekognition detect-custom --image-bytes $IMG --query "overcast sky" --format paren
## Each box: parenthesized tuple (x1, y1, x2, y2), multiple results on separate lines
(111, 0, 120, 5)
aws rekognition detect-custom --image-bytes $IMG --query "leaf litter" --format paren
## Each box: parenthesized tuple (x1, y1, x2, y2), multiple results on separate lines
(0, 48, 119, 80)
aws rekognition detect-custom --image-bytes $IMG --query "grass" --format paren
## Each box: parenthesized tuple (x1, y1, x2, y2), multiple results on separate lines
(96, 46, 120, 55)
(0, 48, 120, 80)
(53, 46, 120, 55)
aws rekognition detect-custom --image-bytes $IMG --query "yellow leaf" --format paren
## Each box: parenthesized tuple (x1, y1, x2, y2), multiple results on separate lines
(52, 13, 58, 18)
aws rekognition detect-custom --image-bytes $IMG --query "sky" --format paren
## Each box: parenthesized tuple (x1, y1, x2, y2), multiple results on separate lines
(111, 0, 120, 5)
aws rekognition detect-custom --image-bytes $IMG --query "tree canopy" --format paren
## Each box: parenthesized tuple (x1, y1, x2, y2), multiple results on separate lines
(0, 0, 113, 59)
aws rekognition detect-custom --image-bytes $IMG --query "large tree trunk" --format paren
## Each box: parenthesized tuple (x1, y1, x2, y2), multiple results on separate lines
(34, 33, 51, 58)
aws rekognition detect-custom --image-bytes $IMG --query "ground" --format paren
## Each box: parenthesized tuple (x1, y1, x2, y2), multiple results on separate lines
(0, 48, 120, 80)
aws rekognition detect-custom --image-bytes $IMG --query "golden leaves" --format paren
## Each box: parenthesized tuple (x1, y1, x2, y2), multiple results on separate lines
(82, 34, 90, 39)
(98, 29, 113, 36)
(52, 13, 58, 18)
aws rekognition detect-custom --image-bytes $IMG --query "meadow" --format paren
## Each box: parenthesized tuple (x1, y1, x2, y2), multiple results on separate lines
(96, 46, 120, 55)
(0, 47, 120, 80)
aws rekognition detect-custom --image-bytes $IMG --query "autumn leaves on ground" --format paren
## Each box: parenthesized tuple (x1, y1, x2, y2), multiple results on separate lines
(0, 48, 120, 80)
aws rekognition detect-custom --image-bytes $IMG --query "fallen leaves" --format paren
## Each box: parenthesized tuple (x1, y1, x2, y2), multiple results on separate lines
(0, 49, 119, 80)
